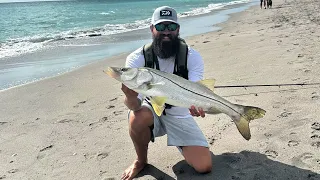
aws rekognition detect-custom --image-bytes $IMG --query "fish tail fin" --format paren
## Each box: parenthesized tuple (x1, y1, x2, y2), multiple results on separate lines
(233, 105, 266, 140)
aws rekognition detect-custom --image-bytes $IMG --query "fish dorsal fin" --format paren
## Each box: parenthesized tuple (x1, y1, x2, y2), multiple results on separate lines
(149, 96, 167, 116)
(198, 79, 216, 91)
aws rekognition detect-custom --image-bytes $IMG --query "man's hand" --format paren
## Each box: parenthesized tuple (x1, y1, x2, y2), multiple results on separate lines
(189, 105, 205, 118)
(122, 84, 141, 111)
(121, 84, 138, 98)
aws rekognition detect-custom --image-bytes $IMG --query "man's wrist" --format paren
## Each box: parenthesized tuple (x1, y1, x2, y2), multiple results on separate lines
(131, 105, 142, 112)
(125, 97, 141, 111)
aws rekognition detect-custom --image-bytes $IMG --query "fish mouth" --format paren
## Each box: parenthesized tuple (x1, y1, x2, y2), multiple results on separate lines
(104, 67, 121, 79)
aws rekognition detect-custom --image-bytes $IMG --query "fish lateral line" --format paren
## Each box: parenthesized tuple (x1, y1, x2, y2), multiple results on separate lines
(148, 69, 242, 116)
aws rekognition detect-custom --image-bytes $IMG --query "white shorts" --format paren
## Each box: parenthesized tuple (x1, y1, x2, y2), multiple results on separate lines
(129, 100, 209, 150)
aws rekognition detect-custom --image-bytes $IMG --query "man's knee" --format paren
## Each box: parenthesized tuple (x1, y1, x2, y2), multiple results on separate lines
(129, 107, 154, 129)
(193, 161, 212, 173)
(182, 146, 212, 173)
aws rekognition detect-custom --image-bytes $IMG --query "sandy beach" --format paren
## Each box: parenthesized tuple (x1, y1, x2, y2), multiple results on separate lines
(1, 0, 320, 179)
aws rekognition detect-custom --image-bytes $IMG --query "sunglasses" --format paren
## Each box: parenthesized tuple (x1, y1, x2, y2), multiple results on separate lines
(154, 23, 179, 32)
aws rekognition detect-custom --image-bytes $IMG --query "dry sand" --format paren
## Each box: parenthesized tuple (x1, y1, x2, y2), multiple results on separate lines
(1, 0, 320, 179)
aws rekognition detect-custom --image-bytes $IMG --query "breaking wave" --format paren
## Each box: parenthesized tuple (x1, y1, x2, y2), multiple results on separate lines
(0, 0, 250, 59)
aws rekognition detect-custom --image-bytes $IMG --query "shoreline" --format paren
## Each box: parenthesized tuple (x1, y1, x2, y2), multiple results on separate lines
(0, 1, 256, 92)
(1, 0, 320, 179)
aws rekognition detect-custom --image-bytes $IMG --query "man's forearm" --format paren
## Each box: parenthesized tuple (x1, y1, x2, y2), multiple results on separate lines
(124, 97, 142, 111)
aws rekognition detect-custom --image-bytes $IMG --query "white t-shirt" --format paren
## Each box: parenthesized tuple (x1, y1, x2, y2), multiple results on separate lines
(125, 46, 204, 118)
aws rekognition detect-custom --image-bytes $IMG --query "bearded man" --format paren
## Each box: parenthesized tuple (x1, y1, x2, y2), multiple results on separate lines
(121, 6, 212, 180)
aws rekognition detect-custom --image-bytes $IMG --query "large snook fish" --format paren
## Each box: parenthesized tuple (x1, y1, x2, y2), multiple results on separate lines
(105, 67, 266, 140)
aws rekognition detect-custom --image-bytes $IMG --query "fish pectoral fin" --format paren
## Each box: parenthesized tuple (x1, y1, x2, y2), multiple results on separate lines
(198, 79, 216, 91)
(148, 82, 165, 87)
(149, 96, 167, 116)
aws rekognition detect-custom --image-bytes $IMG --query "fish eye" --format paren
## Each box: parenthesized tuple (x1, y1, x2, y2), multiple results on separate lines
(120, 68, 129, 72)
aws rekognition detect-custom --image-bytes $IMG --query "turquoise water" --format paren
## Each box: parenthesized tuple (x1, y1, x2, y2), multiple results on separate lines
(0, 0, 255, 90)
(0, 0, 252, 58)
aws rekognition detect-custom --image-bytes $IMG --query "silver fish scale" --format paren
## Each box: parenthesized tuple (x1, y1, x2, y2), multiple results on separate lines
(107, 66, 266, 140)
(141, 68, 243, 117)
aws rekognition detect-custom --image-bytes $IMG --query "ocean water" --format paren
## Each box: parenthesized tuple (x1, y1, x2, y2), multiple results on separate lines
(0, 0, 255, 91)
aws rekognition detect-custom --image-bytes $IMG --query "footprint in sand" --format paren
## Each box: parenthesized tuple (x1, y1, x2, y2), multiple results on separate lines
(99, 170, 107, 176)
(311, 122, 320, 130)
(311, 93, 319, 100)
(292, 153, 319, 168)
(39, 145, 53, 152)
(102, 178, 115, 180)
(310, 133, 320, 148)
(113, 111, 123, 116)
(303, 69, 311, 73)
(272, 24, 282, 28)
(73, 100, 87, 108)
(277, 111, 292, 118)
(264, 133, 272, 138)
(109, 97, 117, 102)
(107, 105, 115, 109)
(272, 101, 284, 109)
(311, 135, 320, 140)
(0, 122, 8, 125)
(88, 117, 108, 126)
(57, 119, 74, 123)
(288, 140, 300, 147)
(311, 142, 320, 148)
(37, 145, 53, 160)
(0, 175, 6, 179)
(8, 169, 18, 174)
(96, 152, 109, 161)
(292, 78, 301, 81)
(265, 150, 278, 158)
(100, 117, 108, 122)
(298, 54, 304, 58)
(310, 122, 320, 148)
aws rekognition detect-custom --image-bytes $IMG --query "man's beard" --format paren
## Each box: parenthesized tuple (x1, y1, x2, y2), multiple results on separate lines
(152, 33, 180, 59)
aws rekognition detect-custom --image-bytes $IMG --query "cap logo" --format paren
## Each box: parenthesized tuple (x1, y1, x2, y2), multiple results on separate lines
(160, 10, 172, 17)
